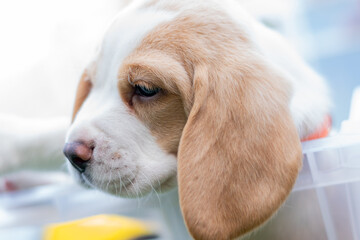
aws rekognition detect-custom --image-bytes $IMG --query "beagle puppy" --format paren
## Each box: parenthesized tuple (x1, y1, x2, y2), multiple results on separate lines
(62, 0, 330, 239)
(2, 0, 331, 239)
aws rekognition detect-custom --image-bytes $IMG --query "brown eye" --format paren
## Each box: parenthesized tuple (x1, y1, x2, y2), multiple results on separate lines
(134, 85, 160, 97)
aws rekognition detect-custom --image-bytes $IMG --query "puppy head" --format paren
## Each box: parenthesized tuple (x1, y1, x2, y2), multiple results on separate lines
(65, 4, 302, 240)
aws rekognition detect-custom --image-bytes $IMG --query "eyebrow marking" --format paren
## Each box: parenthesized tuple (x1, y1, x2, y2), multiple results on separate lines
(72, 72, 93, 122)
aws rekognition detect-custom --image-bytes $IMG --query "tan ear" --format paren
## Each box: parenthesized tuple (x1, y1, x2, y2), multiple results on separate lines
(178, 62, 302, 240)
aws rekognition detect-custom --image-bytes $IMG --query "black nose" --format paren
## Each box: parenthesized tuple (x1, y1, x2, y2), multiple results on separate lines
(63, 142, 93, 172)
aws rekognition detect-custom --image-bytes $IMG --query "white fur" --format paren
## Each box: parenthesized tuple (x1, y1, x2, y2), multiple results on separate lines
(63, 0, 330, 199)
(0, 0, 330, 206)
(66, 3, 178, 197)
(0, 1, 331, 239)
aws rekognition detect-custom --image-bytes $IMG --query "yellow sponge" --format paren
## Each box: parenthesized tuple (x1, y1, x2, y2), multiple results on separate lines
(44, 214, 155, 240)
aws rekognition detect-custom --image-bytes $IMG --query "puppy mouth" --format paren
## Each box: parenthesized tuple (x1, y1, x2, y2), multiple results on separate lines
(79, 173, 96, 189)
(79, 172, 136, 195)
(71, 161, 177, 197)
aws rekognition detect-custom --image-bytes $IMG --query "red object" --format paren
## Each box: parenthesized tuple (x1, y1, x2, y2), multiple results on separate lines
(4, 180, 17, 192)
(301, 115, 332, 141)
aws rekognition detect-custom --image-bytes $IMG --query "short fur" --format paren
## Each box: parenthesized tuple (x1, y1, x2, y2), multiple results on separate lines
(115, 9, 303, 238)
(1, 0, 330, 239)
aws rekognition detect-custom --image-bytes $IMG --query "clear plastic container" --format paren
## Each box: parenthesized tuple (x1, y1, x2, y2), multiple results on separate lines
(250, 134, 360, 240)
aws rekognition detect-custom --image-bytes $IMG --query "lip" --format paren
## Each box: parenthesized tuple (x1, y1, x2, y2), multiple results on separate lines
(80, 172, 136, 194)
(80, 173, 96, 188)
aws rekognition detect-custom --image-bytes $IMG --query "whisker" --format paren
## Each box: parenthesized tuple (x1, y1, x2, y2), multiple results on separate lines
(118, 173, 123, 195)
(156, 176, 163, 195)
(118, 172, 131, 197)
(114, 176, 118, 196)
(127, 177, 141, 209)
(99, 168, 106, 190)
(130, 170, 145, 198)
(106, 171, 112, 192)
(139, 171, 162, 208)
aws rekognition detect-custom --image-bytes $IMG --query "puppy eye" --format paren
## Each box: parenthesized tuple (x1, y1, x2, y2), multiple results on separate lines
(134, 85, 160, 97)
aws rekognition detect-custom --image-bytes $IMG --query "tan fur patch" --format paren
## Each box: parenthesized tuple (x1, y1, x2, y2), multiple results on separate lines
(72, 72, 92, 122)
(118, 51, 189, 154)
(117, 5, 302, 239)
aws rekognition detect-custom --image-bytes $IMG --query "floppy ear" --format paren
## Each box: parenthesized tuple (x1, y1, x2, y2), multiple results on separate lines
(177, 61, 302, 240)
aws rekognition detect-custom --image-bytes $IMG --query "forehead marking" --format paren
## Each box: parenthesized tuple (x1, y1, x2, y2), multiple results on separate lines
(95, 7, 177, 88)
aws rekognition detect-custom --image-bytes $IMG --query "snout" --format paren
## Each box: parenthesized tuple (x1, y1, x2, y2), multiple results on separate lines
(63, 142, 93, 172)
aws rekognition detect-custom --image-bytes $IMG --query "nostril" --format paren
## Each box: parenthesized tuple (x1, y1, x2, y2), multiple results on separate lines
(73, 143, 92, 161)
(63, 142, 93, 173)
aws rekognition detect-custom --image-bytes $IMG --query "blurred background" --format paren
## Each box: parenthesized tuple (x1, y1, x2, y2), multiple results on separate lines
(297, 0, 360, 128)
(0, 0, 359, 239)
(249, 0, 360, 128)
(0, 0, 123, 118)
